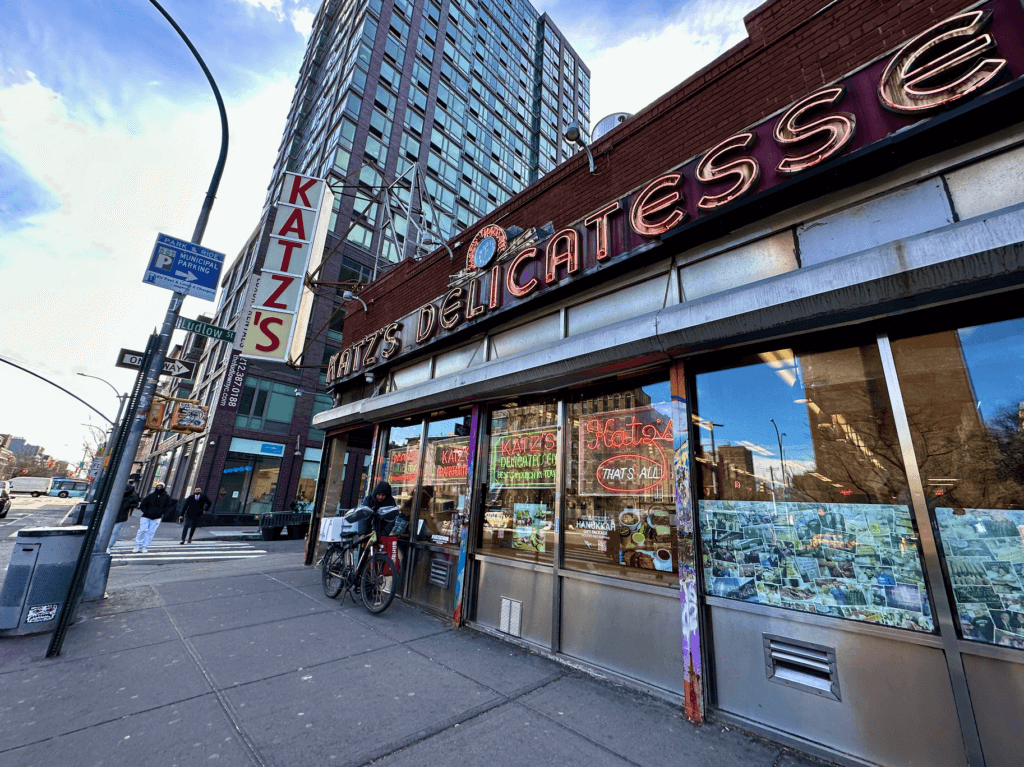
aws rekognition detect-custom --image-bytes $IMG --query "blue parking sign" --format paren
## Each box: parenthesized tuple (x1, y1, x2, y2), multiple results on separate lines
(143, 233, 225, 301)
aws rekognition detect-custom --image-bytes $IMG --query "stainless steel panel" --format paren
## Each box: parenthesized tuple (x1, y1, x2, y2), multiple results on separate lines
(434, 340, 486, 378)
(680, 231, 797, 301)
(944, 144, 1024, 222)
(797, 177, 953, 267)
(566, 275, 669, 336)
(392, 358, 432, 390)
(489, 313, 560, 359)
(406, 547, 455, 615)
(472, 558, 552, 647)
(560, 576, 685, 695)
(962, 653, 1024, 767)
(710, 605, 967, 767)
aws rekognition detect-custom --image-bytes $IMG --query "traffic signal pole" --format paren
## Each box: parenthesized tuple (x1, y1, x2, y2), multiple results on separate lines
(47, 0, 228, 656)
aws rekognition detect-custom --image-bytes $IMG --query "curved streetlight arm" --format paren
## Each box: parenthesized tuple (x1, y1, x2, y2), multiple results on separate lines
(77, 372, 124, 400)
(148, 0, 230, 244)
(1, 356, 113, 425)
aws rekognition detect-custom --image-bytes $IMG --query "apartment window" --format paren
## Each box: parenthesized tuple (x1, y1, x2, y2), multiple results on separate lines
(235, 378, 297, 435)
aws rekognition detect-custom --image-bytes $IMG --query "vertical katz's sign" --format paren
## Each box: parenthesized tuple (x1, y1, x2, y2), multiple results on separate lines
(239, 172, 334, 362)
(490, 428, 558, 489)
(579, 407, 673, 497)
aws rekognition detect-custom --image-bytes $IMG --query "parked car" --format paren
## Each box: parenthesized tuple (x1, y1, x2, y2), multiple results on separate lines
(48, 478, 91, 499)
(0, 481, 11, 518)
(9, 476, 54, 496)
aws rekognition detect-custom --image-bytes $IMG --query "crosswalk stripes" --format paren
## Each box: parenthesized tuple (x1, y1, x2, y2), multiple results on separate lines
(110, 540, 267, 564)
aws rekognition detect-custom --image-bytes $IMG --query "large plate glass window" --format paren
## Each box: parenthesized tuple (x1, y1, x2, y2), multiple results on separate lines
(565, 380, 678, 587)
(380, 418, 424, 515)
(481, 402, 557, 564)
(891, 318, 1024, 648)
(694, 343, 935, 633)
(418, 412, 473, 548)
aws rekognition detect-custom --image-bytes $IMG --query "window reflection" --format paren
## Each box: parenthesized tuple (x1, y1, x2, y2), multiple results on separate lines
(381, 419, 423, 524)
(565, 381, 679, 587)
(695, 344, 934, 633)
(419, 413, 473, 548)
(892, 320, 1024, 649)
(481, 403, 557, 564)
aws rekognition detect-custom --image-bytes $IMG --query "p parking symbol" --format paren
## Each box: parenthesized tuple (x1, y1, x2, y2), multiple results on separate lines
(155, 246, 175, 271)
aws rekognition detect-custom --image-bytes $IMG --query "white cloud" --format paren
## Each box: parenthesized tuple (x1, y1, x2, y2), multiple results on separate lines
(583, 0, 760, 129)
(291, 7, 316, 39)
(0, 73, 293, 464)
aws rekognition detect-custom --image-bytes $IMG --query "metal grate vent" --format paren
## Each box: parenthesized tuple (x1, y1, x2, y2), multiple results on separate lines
(763, 634, 840, 701)
(499, 597, 523, 637)
(429, 555, 450, 588)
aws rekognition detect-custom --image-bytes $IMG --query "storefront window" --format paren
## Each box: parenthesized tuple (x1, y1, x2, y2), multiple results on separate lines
(295, 448, 322, 511)
(481, 402, 557, 564)
(694, 343, 934, 633)
(380, 418, 424, 517)
(565, 381, 678, 587)
(891, 319, 1024, 648)
(219, 452, 281, 516)
(418, 413, 473, 548)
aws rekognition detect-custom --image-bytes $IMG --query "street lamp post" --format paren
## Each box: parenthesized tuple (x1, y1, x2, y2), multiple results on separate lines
(77, 373, 129, 501)
(770, 418, 788, 496)
(81, 0, 229, 603)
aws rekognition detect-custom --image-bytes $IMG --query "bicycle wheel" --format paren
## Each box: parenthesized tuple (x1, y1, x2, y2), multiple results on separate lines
(360, 552, 397, 614)
(322, 546, 346, 598)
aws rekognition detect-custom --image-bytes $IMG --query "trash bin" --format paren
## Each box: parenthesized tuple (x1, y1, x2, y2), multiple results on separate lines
(0, 526, 88, 636)
(68, 502, 97, 526)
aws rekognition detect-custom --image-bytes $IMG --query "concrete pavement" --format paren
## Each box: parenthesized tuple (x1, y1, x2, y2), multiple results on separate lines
(0, 557, 831, 767)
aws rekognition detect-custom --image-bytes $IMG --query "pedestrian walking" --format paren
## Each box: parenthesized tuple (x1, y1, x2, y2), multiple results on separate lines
(107, 481, 139, 554)
(179, 486, 211, 544)
(134, 482, 174, 553)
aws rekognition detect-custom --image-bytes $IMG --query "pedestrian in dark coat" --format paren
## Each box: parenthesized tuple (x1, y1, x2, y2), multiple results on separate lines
(179, 486, 212, 544)
(362, 480, 396, 510)
(134, 483, 174, 553)
(107, 482, 139, 554)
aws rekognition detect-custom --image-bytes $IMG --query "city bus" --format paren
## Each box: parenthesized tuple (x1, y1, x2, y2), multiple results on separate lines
(47, 478, 91, 498)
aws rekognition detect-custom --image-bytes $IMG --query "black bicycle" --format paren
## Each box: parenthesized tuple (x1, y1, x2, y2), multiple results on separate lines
(321, 507, 398, 614)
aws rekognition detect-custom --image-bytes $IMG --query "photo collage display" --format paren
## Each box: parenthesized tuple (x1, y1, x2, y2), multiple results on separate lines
(935, 508, 1024, 649)
(699, 500, 933, 633)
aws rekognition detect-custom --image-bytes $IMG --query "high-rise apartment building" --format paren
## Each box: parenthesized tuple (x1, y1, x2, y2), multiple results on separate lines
(137, 0, 590, 519)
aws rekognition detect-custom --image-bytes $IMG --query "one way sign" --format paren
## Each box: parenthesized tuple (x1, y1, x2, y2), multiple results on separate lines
(115, 348, 197, 379)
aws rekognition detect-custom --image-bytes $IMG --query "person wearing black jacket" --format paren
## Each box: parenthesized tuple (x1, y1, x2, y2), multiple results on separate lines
(179, 486, 212, 544)
(107, 482, 139, 554)
(134, 482, 175, 553)
(362, 480, 396, 510)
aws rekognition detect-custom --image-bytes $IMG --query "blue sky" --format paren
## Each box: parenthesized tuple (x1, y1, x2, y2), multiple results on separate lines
(0, 0, 759, 464)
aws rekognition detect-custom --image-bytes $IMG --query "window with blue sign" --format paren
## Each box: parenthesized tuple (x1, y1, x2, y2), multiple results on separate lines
(235, 377, 297, 435)
(219, 452, 282, 516)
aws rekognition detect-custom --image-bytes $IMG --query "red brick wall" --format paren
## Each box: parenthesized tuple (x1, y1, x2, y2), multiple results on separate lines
(340, 0, 974, 345)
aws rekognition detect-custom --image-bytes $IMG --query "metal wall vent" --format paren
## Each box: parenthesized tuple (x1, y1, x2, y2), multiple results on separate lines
(429, 555, 450, 588)
(499, 597, 522, 637)
(763, 634, 840, 701)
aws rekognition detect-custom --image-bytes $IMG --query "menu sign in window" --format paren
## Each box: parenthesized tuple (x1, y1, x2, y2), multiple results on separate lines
(387, 447, 420, 488)
(427, 437, 470, 485)
(490, 428, 557, 489)
(578, 407, 672, 497)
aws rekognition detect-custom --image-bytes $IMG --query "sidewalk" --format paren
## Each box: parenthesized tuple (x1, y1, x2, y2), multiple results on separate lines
(0, 560, 830, 767)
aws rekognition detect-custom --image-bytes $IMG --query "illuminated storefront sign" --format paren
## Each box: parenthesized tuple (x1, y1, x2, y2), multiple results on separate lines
(579, 407, 673, 496)
(386, 447, 420, 487)
(427, 437, 470, 485)
(327, 5, 1023, 386)
(489, 428, 558, 489)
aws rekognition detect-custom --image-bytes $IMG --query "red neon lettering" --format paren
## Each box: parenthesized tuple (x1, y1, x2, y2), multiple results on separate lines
(287, 176, 318, 207)
(584, 201, 622, 261)
(277, 208, 307, 240)
(264, 274, 294, 309)
(505, 247, 540, 298)
(545, 228, 580, 283)
(774, 86, 856, 175)
(465, 278, 486, 319)
(629, 173, 687, 236)
(489, 264, 503, 309)
(695, 132, 760, 212)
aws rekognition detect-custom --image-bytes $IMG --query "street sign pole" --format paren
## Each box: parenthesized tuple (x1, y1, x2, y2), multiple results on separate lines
(45, 0, 231, 657)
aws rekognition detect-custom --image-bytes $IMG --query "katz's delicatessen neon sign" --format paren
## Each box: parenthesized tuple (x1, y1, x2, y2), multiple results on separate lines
(327, 6, 1024, 386)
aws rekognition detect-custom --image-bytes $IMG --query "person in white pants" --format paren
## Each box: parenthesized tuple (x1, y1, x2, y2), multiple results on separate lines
(134, 482, 174, 553)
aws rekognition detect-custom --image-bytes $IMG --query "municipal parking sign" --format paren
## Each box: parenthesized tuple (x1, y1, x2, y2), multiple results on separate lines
(143, 233, 225, 302)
